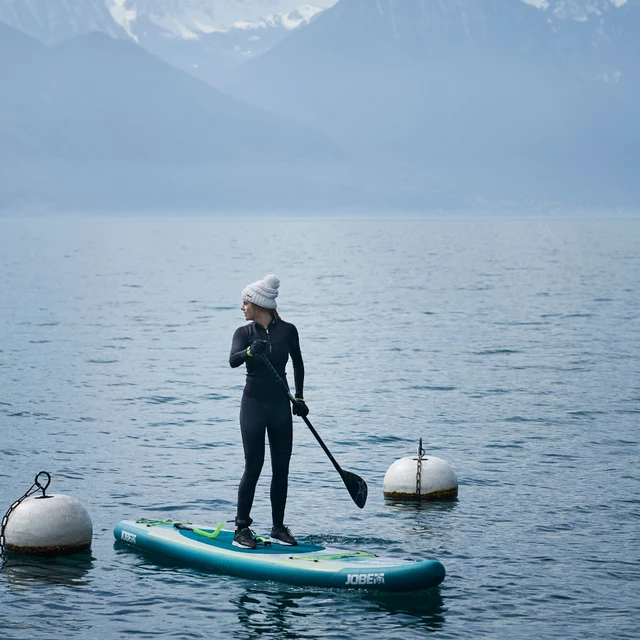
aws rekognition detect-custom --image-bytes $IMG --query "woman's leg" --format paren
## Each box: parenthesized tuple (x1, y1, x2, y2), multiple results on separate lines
(236, 395, 267, 528)
(266, 399, 293, 528)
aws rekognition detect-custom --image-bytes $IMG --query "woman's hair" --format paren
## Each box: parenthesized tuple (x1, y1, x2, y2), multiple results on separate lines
(250, 301, 280, 322)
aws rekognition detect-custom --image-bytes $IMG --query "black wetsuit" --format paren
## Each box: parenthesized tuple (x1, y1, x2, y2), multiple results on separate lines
(229, 319, 304, 528)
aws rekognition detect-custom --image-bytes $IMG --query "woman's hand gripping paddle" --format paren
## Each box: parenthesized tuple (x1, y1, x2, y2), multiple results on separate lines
(260, 354, 368, 509)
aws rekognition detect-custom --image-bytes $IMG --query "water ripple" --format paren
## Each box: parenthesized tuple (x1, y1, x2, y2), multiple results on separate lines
(1, 217, 638, 640)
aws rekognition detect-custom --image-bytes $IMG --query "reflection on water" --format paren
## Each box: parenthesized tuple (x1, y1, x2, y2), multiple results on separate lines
(234, 588, 309, 638)
(363, 588, 447, 630)
(383, 500, 460, 553)
(232, 584, 447, 638)
(384, 499, 459, 515)
(1, 550, 96, 588)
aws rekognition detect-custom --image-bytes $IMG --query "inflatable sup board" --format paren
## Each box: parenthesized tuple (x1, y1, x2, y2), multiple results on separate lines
(114, 519, 445, 592)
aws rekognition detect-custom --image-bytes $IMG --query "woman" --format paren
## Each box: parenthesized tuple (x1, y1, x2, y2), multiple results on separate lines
(229, 274, 309, 549)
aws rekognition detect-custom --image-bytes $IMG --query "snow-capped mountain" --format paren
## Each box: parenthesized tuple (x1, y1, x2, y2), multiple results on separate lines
(0, 0, 128, 45)
(2, 0, 638, 208)
(224, 0, 639, 114)
(521, 0, 639, 80)
(2, 1, 633, 86)
(109, 0, 336, 40)
(0, 0, 337, 84)
(524, 0, 631, 19)
(108, 0, 337, 84)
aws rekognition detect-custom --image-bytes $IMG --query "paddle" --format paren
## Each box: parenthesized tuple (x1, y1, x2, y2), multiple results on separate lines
(259, 354, 368, 509)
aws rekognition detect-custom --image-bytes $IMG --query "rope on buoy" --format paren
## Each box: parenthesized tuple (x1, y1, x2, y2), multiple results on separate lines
(0, 471, 52, 565)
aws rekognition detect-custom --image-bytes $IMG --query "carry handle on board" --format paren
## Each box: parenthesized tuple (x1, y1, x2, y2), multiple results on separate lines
(259, 354, 368, 509)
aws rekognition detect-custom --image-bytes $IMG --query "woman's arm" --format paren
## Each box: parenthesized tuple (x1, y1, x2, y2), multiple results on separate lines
(229, 326, 250, 368)
(289, 325, 305, 398)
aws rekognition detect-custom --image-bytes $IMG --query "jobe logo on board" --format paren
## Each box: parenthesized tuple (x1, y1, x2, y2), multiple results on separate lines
(121, 531, 137, 544)
(345, 573, 385, 586)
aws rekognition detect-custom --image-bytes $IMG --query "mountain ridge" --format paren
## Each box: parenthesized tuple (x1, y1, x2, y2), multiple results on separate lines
(218, 0, 639, 204)
(1, 1, 639, 210)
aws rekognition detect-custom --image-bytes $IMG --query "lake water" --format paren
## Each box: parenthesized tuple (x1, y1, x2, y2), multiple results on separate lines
(0, 216, 638, 639)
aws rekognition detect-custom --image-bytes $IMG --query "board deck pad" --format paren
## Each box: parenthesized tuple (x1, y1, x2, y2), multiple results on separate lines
(114, 519, 445, 592)
(177, 527, 325, 554)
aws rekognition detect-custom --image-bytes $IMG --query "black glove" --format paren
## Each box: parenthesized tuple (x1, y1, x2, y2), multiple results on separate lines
(247, 340, 268, 357)
(292, 398, 309, 418)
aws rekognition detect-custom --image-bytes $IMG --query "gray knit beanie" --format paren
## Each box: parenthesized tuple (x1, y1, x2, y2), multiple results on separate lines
(241, 274, 280, 310)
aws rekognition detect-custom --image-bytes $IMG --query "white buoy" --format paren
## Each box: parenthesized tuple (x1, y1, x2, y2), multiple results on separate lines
(3, 484, 93, 556)
(383, 440, 458, 501)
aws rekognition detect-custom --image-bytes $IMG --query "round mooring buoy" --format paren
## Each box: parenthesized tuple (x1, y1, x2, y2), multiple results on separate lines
(383, 440, 458, 501)
(1, 473, 93, 557)
(4, 494, 93, 556)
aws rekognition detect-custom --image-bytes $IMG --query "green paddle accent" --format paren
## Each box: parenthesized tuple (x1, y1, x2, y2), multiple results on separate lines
(137, 519, 190, 526)
(174, 522, 225, 539)
(290, 551, 376, 562)
(174, 524, 272, 547)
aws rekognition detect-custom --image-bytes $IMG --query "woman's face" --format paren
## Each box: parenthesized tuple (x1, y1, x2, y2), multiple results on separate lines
(241, 300, 255, 321)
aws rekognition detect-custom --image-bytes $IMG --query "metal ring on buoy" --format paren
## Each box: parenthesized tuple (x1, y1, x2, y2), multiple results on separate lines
(34, 471, 52, 498)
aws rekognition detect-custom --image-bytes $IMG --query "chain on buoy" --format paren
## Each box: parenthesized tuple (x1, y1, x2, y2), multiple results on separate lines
(416, 438, 425, 500)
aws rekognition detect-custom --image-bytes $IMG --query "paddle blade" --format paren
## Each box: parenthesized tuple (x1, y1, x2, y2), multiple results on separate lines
(341, 470, 368, 509)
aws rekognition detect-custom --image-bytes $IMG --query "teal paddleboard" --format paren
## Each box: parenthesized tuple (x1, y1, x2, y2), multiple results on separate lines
(114, 519, 445, 592)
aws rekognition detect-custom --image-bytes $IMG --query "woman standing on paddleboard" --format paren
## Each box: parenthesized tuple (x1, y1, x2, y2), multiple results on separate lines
(229, 274, 308, 549)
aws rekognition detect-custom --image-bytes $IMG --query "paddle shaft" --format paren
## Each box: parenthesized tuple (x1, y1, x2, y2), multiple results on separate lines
(259, 353, 367, 507)
(259, 357, 342, 473)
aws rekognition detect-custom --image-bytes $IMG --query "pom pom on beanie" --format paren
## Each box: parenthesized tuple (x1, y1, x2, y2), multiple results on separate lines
(242, 274, 280, 309)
